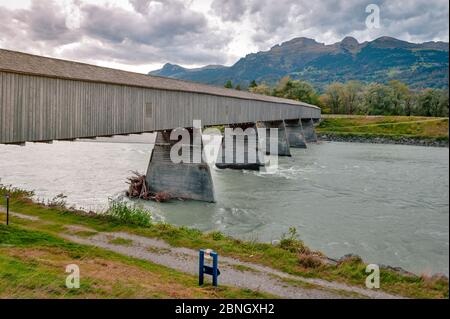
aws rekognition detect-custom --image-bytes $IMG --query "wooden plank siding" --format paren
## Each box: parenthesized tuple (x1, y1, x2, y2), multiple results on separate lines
(0, 71, 320, 144)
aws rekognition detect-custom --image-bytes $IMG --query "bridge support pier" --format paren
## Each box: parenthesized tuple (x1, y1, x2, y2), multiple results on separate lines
(301, 118, 318, 143)
(259, 120, 291, 156)
(215, 123, 265, 171)
(146, 129, 215, 202)
(284, 119, 307, 149)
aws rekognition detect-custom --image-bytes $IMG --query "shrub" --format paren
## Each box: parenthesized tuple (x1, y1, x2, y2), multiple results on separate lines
(210, 230, 225, 241)
(104, 201, 152, 227)
(337, 254, 364, 266)
(0, 184, 34, 201)
(279, 227, 310, 254)
(47, 193, 68, 208)
(298, 253, 324, 269)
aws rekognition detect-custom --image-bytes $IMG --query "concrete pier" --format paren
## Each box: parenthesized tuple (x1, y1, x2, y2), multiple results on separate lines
(259, 120, 291, 156)
(301, 118, 318, 143)
(285, 119, 307, 149)
(146, 130, 215, 202)
(215, 124, 265, 171)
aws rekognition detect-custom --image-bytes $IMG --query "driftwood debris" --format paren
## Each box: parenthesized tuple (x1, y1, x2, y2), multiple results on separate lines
(126, 171, 172, 202)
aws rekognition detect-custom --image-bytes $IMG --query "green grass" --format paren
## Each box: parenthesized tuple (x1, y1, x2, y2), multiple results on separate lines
(0, 224, 274, 299)
(108, 237, 134, 246)
(1, 185, 448, 299)
(317, 115, 449, 140)
(229, 264, 260, 273)
(104, 201, 152, 227)
(0, 253, 96, 298)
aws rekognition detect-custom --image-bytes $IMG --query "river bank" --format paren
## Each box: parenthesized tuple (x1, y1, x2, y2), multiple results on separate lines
(316, 115, 449, 147)
(317, 132, 449, 147)
(1, 185, 448, 299)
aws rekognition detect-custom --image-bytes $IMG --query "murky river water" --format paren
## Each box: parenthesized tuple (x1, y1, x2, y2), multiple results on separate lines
(0, 137, 448, 275)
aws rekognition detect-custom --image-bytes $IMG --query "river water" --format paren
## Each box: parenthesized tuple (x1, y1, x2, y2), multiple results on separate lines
(0, 137, 448, 275)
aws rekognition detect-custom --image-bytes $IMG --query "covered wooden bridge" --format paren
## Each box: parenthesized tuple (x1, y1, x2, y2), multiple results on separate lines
(0, 49, 320, 144)
(0, 49, 321, 202)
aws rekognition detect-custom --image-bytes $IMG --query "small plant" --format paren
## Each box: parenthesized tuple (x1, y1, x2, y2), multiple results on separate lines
(210, 230, 225, 241)
(0, 184, 34, 201)
(179, 226, 203, 238)
(279, 227, 310, 254)
(104, 201, 152, 227)
(155, 222, 180, 238)
(47, 193, 68, 208)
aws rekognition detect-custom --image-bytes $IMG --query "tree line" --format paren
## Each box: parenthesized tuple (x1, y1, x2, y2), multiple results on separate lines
(224, 77, 449, 117)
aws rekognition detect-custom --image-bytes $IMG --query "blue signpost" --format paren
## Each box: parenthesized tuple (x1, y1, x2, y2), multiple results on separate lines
(199, 249, 220, 287)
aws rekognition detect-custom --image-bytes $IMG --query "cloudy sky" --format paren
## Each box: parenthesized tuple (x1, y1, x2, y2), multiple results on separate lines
(0, 0, 448, 73)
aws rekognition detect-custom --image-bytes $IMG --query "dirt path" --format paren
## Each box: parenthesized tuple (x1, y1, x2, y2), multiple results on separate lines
(1, 209, 403, 299)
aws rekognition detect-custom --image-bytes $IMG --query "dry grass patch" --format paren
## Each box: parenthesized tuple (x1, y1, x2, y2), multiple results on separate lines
(0, 247, 231, 298)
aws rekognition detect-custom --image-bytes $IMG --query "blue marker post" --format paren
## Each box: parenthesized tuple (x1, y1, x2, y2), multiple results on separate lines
(199, 249, 220, 287)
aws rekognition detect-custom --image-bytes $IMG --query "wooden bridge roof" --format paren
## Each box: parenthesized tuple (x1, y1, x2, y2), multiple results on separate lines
(0, 48, 319, 110)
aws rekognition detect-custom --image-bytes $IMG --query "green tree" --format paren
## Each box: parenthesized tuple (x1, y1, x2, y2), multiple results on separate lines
(364, 83, 397, 115)
(388, 80, 411, 115)
(324, 82, 345, 114)
(438, 90, 449, 117)
(249, 83, 272, 96)
(242, 75, 446, 117)
(341, 81, 364, 114)
(249, 80, 258, 88)
(419, 89, 442, 117)
(224, 80, 233, 89)
(235, 84, 241, 91)
(273, 77, 319, 104)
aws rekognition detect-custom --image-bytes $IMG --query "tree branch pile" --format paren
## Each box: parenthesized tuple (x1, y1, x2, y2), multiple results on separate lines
(126, 171, 172, 202)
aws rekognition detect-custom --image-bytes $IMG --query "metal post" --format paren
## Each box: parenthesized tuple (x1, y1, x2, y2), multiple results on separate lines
(212, 252, 218, 287)
(199, 250, 205, 286)
(199, 249, 220, 287)
(6, 194, 10, 225)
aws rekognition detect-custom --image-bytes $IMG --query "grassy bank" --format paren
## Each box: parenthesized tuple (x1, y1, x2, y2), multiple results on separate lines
(317, 115, 449, 142)
(0, 225, 274, 298)
(1, 185, 448, 299)
(0, 188, 272, 299)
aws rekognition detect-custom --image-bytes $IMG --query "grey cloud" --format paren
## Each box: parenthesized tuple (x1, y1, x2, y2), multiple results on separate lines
(0, 0, 80, 49)
(77, 0, 230, 64)
(81, 2, 208, 46)
(0, 0, 231, 66)
(379, 1, 449, 40)
(242, 0, 448, 50)
(248, 0, 370, 46)
(211, 0, 248, 22)
(64, 38, 226, 66)
(129, 0, 151, 14)
(0, 0, 448, 68)
(13, 0, 78, 43)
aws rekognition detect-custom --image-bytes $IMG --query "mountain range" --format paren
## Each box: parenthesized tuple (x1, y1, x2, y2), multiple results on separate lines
(149, 36, 449, 91)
